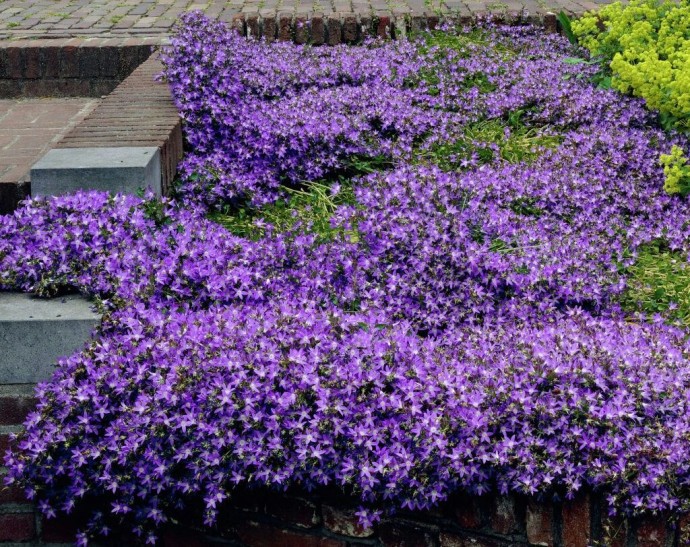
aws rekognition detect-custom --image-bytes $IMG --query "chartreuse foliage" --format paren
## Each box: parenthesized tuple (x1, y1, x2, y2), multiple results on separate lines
(571, 0, 690, 130)
(4, 11, 690, 547)
(659, 145, 690, 196)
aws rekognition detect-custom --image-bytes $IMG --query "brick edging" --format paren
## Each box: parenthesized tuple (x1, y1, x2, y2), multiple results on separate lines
(231, 11, 560, 43)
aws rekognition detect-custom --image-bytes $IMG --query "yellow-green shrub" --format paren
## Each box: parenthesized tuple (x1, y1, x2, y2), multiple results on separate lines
(660, 145, 690, 195)
(572, 0, 690, 127)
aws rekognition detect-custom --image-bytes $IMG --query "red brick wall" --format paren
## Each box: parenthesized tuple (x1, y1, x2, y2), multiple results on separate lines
(0, 38, 159, 99)
(157, 490, 683, 547)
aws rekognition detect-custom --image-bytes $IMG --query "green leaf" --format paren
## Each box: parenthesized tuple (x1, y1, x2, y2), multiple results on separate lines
(557, 11, 578, 46)
(596, 76, 613, 90)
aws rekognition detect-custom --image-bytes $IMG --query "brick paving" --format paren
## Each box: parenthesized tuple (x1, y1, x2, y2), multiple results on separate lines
(0, 0, 613, 41)
(0, 97, 98, 184)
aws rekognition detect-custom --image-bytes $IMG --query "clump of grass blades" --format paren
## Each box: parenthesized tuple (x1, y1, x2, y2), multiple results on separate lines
(622, 243, 690, 325)
(208, 155, 388, 240)
(209, 180, 357, 241)
(418, 117, 562, 170)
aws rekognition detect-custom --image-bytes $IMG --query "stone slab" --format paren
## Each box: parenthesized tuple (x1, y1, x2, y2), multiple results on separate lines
(0, 292, 101, 384)
(30, 146, 161, 197)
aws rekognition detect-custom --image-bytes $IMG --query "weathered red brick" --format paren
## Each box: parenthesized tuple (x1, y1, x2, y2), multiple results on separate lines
(98, 42, 123, 78)
(246, 14, 260, 38)
(327, 16, 342, 45)
(377, 15, 391, 38)
(232, 13, 246, 36)
(41, 517, 81, 543)
(0, 48, 8, 79)
(263, 16, 278, 42)
(636, 518, 671, 547)
(426, 15, 439, 29)
(0, 432, 11, 454)
(562, 496, 590, 547)
(410, 15, 426, 33)
(294, 16, 309, 44)
(679, 514, 690, 547)
(278, 13, 292, 41)
(90, 79, 120, 97)
(0, 79, 23, 98)
(543, 12, 558, 33)
(0, 483, 28, 504)
(78, 43, 102, 78)
(343, 15, 358, 43)
(490, 495, 522, 535)
(601, 516, 627, 547)
(237, 521, 346, 547)
(6, 46, 23, 79)
(311, 15, 325, 45)
(0, 513, 36, 542)
(39, 45, 61, 79)
(526, 501, 552, 546)
(23, 48, 41, 79)
(322, 505, 373, 537)
(377, 520, 438, 547)
(21, 79, 55, 97)
(360, 15, 373, 38)
(0, 395, 38, 426)
(265, 495, 320, 529)
(452, 493, 483, 530)
(58, 39, 82, 78)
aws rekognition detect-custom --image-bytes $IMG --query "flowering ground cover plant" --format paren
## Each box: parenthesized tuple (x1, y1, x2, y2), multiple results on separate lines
(3, 11, 690, 545)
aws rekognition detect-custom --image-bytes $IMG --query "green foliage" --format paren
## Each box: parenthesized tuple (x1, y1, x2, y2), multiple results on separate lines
(419, 116, 562, 170)
(622, 243, 690, 325)
(571, 0, 690, 127)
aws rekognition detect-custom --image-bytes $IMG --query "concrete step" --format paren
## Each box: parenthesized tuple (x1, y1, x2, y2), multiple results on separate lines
(31, 146, 161, 197)
(0, 292, 100, 384)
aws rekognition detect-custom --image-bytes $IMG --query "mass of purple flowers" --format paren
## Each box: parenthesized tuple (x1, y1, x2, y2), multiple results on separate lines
(4, 12, 690, 544)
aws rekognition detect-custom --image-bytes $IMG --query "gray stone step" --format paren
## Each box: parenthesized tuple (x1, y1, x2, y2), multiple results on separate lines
(30, 146, 161, 197)
(0, 292, 101, 384)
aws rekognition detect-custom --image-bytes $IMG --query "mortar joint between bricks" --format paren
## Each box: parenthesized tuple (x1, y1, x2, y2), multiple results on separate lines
(0, 503, 35, 515)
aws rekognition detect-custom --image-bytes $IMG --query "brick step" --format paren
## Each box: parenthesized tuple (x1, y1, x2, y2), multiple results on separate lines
(51, 54, 183, 197)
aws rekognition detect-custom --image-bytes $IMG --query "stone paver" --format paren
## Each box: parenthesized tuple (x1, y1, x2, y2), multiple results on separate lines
(0, 97, 99, 184)
(0, 0, 610, 40)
